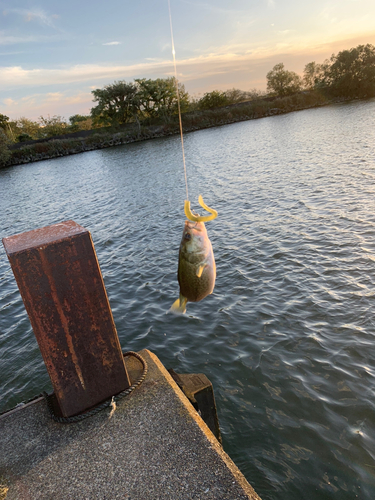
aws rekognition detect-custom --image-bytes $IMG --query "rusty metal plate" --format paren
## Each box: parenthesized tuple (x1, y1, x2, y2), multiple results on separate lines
(3, 220, 130, 417)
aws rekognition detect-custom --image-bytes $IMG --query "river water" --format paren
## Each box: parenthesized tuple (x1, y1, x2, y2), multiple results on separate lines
(1, 99, 375, 499)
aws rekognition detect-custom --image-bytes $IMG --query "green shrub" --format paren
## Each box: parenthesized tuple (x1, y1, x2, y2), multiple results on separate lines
(34, 143, 49, 154)
(17, 133, 33, 142)
(0, 129, 11, 167)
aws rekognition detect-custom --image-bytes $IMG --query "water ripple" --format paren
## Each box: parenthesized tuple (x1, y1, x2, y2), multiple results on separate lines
(1, 99, 375, 498)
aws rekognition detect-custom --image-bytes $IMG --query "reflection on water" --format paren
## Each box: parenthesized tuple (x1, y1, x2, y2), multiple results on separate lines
(1, 99, 375, 499)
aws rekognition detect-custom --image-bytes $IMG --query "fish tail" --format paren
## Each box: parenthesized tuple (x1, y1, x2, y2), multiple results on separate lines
(169, 294, 188, 314)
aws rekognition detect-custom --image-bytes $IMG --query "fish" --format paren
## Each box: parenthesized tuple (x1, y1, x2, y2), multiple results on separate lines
(170, 219, 216, 314)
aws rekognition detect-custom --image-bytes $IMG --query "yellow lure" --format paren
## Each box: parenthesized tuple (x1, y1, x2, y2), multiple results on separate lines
(184, 195, 218, 222)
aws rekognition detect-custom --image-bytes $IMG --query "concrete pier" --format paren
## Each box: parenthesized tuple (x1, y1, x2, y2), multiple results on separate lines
(0, 349, 261, 500)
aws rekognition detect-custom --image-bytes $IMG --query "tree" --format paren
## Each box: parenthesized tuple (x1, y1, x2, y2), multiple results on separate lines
(39, 115, 68, 138)
(224, 88, 249, 105)
(198, 90, 229, 110)
(135, 77, 189, 121)
(303, 61, 326, 89)
(17, 133, 33, 142)
(266, 63, 303, 96)
(0, 113, 10, 130)
(0, 129, 11, 166)
(8, 117, 40, 141)
(0, 113, 15, 142)
(91, 81, 139, 127)
(69, 114, 93, 131)
(69, 114, 88, 124)
(323, 44, 375, 98)
(224, 88, 265, 104)
(244, 88, 266, 101)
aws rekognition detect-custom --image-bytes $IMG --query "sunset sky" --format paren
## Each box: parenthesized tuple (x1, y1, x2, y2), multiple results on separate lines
(1, 0, 375, 120)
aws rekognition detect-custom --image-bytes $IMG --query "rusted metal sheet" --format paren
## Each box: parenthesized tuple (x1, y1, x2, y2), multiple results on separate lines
(2, 220, 130, 418)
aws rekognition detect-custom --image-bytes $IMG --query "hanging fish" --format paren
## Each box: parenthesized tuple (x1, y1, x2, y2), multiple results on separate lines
(170, 196, 218, 314)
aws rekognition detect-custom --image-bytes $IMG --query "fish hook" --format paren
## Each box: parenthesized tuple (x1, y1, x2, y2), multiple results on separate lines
(184, 195, 218, 222)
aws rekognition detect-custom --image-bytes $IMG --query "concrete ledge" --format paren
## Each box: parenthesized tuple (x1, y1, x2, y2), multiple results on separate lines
(0, 350, 261, 500)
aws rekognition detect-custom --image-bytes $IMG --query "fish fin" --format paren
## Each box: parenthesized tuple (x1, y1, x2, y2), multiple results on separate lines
(169, 294, 188, 314)
(196, 263, 206, 278)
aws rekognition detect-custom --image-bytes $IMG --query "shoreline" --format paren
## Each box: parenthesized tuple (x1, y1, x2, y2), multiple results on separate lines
(2, 92, 362, 168)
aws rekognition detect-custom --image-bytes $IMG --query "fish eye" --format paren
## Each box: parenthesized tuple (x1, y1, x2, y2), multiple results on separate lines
(184, 233, 191, 240)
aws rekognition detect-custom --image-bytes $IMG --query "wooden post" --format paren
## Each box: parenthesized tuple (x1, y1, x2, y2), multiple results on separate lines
(2, 220, 130, 418)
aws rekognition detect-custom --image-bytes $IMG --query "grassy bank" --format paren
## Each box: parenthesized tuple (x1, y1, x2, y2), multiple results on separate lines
(2, 90, 333, 168)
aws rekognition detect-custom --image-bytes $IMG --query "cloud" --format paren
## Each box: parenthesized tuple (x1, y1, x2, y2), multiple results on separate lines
(103, 41, 121, 46)
(66, 92, 92, 104)
(4, 97, 16, 106)
(5, 8, 58, 28)
(45, 92, 64, 102)
(0, 58, 239, 91)
(1, 30, 375, 93)
(0, 32, 69, 46)
(3, 91, 93, 120)
(0, 34, 45, 45)
(2, 30, 375, 119)
(0, 50, 25, 55)
(179, 1, 247, 15)
(0, 41, 316, 90)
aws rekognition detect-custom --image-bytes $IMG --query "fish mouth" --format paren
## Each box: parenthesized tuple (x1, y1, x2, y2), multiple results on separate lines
(185, 221, 203, 232)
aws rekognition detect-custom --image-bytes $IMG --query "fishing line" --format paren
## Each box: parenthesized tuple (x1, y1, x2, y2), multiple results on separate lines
(168, 0, 189, 201)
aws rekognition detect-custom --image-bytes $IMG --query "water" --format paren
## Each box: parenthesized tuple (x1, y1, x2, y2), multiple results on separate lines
(1, 99, 375, 499)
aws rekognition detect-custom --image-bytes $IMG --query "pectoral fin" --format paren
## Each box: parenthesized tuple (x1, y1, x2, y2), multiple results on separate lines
(169, 294, 188, 314)
(196, 263, 206, 278)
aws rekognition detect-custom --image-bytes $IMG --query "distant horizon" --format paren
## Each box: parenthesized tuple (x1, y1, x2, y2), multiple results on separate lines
(2, 0, 375, 120)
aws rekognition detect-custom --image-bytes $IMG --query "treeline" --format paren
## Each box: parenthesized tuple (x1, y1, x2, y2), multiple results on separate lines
(0, 81, 262, 145)
(0, 43, 375, 166)
(1, 91, 328, 167)
(0, 113, 94, 144)
(266, 43, 375, 98)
